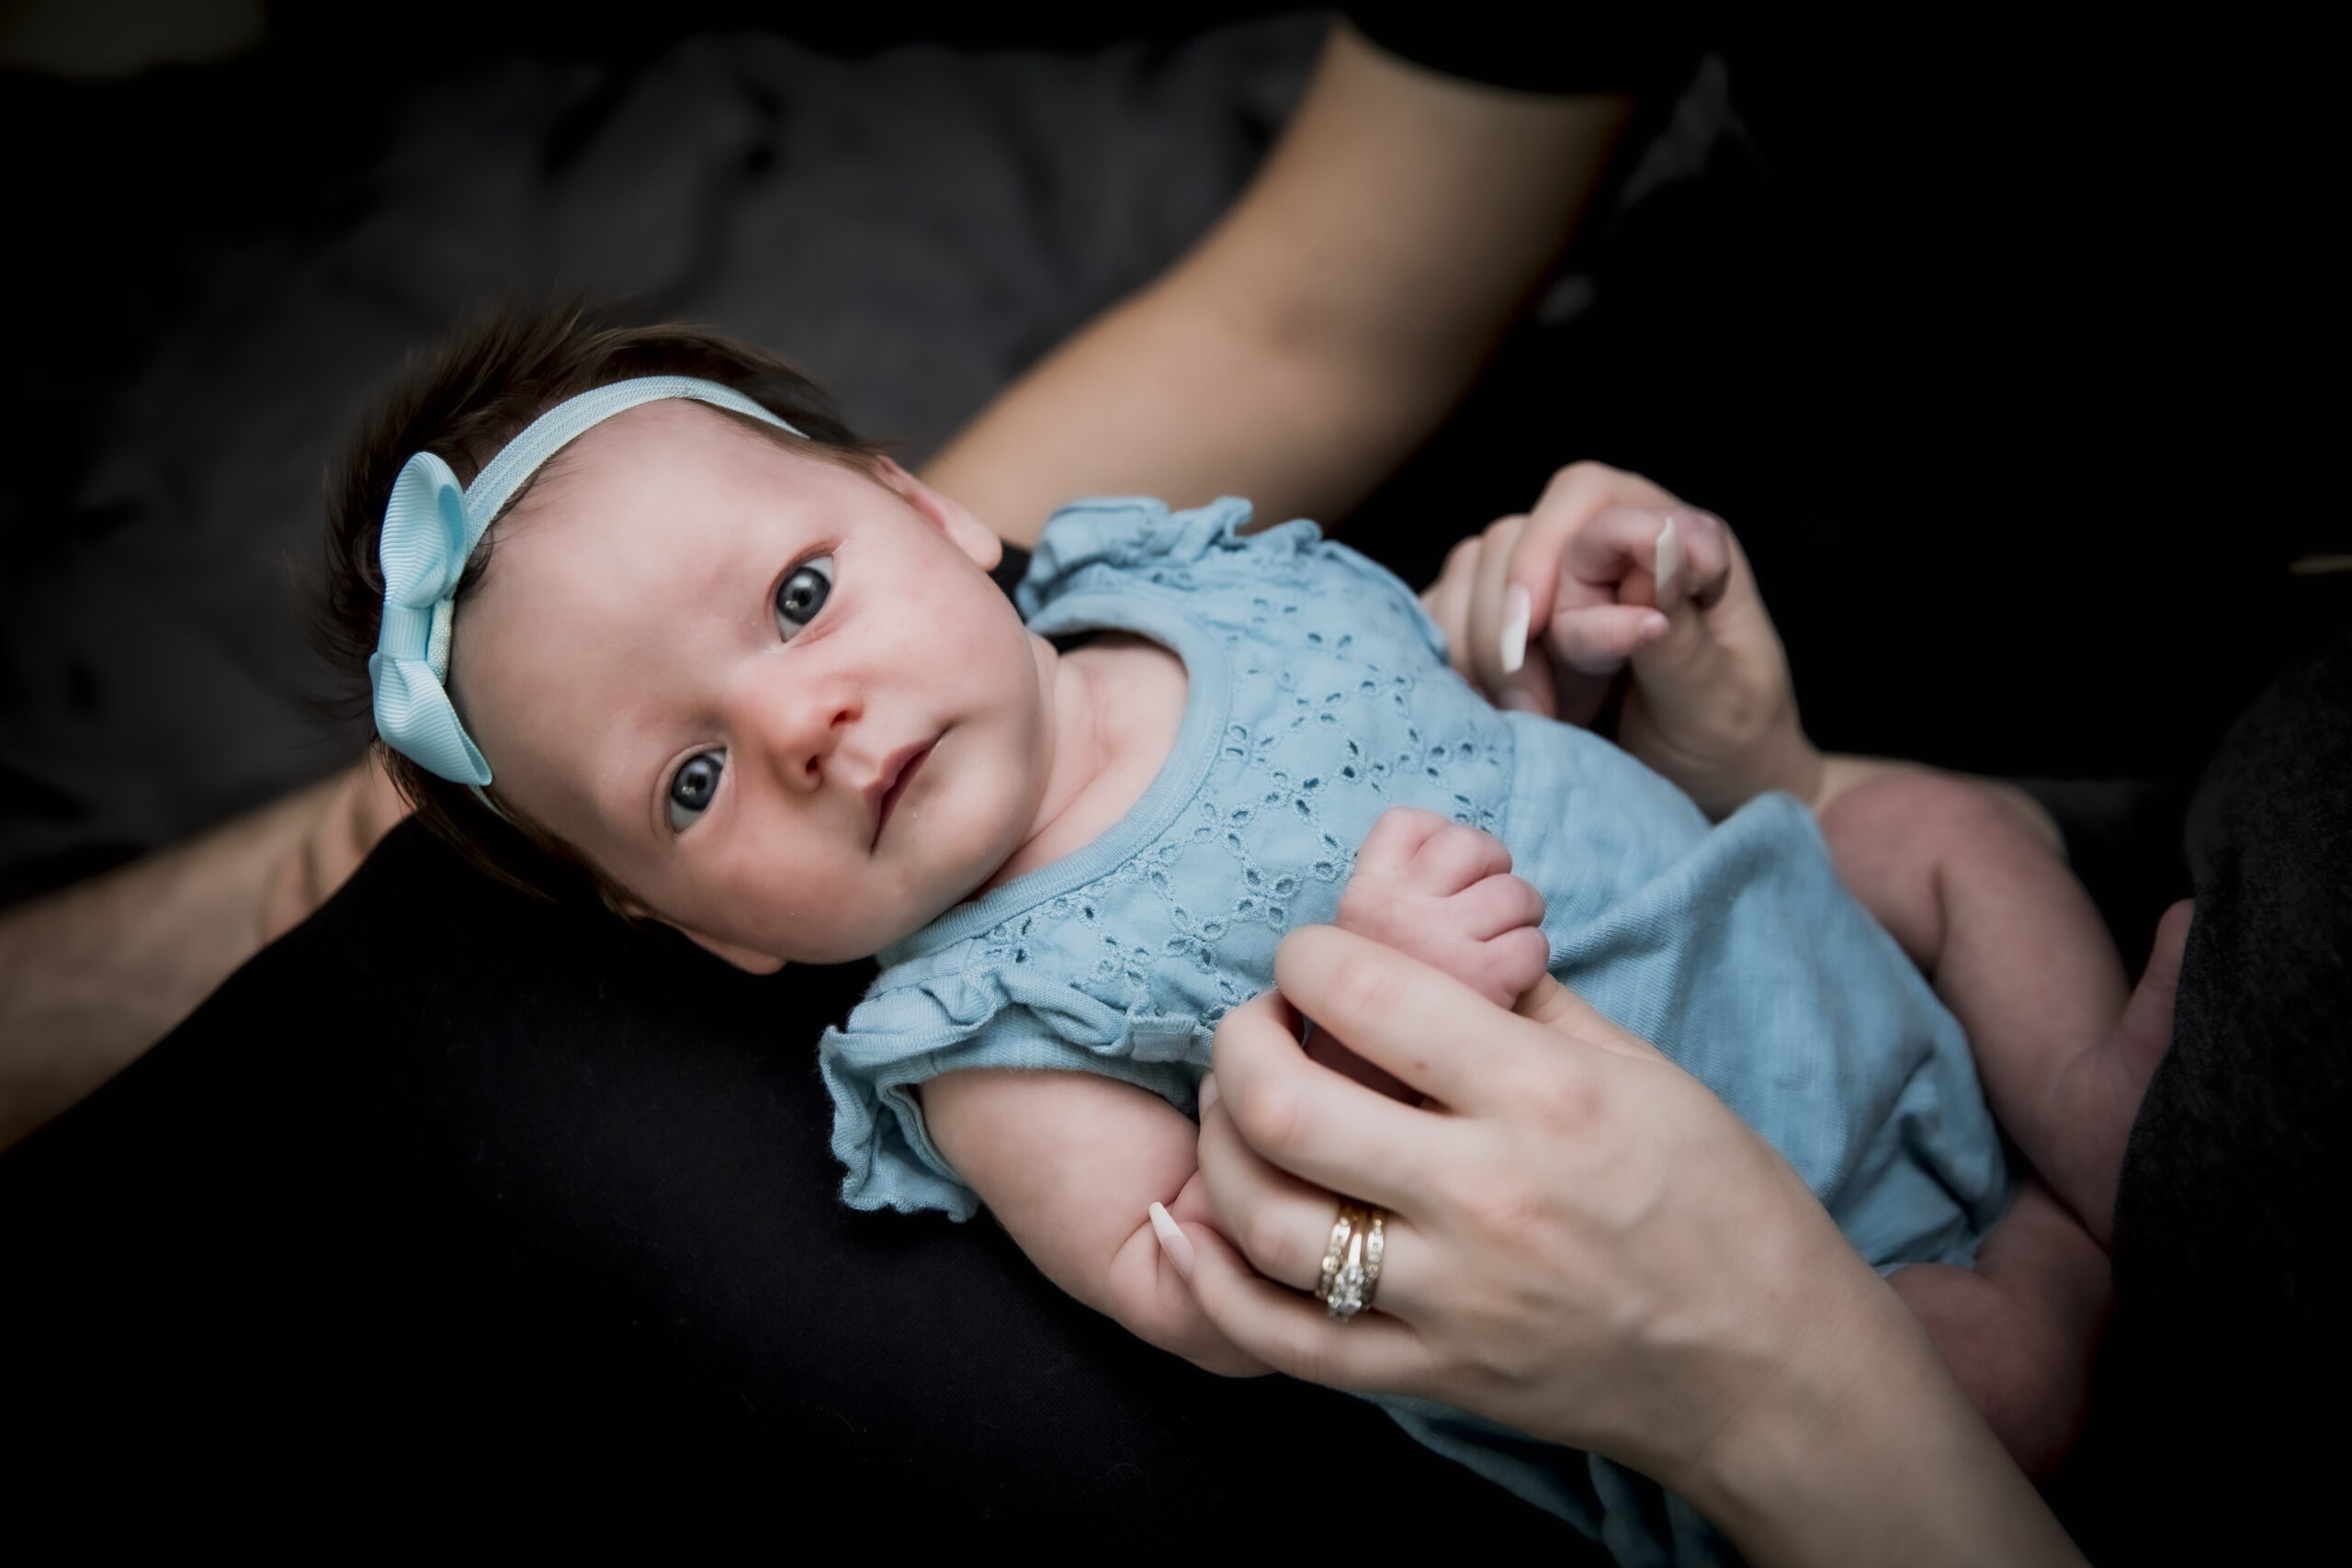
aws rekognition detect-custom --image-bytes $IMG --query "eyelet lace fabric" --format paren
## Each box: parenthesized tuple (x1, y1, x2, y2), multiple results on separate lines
(820, 499, 1521, 1217)
(816, 497, 2013, 1565)
(820, 494, 2004, 1255)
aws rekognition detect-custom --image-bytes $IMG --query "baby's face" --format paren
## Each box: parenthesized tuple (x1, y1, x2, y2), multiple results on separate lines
(450, 400, 1050, 966)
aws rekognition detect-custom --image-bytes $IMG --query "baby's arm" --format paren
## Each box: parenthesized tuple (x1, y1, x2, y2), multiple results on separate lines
(919, 1066, 1265, 1376)
(1420, 467, 1816, 818)
(918, 808, 1556, 1375)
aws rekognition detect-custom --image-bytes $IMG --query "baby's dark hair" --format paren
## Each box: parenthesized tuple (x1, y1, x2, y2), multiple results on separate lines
(312, 298, 882, 912)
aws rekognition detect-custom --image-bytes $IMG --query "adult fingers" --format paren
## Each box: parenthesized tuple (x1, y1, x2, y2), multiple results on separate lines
(1504, 465, 1684, 720)
(1179, 1218, 1436, 1396)
(258, 761, 401, 945)
(353, 750, 416, 842)
(1464, 514, 1557, 716)
(1664, 508, 1732, 611)
(1264, 924, 1566, 1112)
(1195, 1092, 1357, 1289)
(1518, 463, 1683, 615)
(1624, 518, 1788, 734)
(257, 847, 311, 945)
(1209, 987, 1457, 1212)
(1550, 504, 1730, 615)
(1194, 1096, 1442, 1323)
(1555, 504, 1668, 600)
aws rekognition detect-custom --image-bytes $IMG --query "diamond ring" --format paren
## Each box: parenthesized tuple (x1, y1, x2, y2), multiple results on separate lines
(1314, 1200, 1386, 1320)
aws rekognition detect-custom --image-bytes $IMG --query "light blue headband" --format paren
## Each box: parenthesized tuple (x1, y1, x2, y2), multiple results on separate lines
(368, 376, 805, 785)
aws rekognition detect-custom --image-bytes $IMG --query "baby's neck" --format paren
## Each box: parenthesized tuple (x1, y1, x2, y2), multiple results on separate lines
(980, 632, 1188, 894)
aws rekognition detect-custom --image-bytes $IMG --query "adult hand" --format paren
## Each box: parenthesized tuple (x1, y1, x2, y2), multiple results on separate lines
(1175, 925, 2081, 1568)
(1421, 461, 1818, 818)
(1, 755, 411, 1151)
(257, 752, 412, 943)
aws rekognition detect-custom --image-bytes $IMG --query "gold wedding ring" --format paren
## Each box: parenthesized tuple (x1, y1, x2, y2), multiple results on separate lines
(1314, 1200, 1386, 1320)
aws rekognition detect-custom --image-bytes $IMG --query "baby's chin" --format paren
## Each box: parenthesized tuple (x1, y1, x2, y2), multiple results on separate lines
(754, 874, 998, 967)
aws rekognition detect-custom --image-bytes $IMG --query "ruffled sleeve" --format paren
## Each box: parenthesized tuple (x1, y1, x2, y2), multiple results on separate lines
(1017, 495, 1259, 617)
(819, 948, 1208, 1220)
(1020, 495, 1451, 667)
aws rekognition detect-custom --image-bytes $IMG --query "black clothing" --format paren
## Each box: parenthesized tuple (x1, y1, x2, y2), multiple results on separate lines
(1344, 4, 1699, 97)
(2063, 630, 2352, 1562)
(0, 819, 1589, 1547)
(1342, 14, 2341, 791)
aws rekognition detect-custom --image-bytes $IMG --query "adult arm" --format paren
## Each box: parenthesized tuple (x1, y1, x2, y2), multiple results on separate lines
(0, 19, 1626, 1126)
(0, 756, 406, 1148)
(922, 22, 1630, 543)
(1177, 926, 2085, 1568)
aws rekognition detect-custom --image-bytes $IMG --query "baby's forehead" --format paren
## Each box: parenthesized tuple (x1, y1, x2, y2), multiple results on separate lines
(522, 397, 808, 504)
(492, 401, 871, 568)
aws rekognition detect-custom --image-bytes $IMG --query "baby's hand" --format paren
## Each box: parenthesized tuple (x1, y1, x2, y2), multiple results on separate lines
(1420, 461, 1820, 818)
(1419, 460, 1701, 723)
(1335, 809, 1551, 1009)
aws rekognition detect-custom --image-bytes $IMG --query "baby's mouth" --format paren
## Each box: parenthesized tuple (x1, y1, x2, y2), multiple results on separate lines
(872, 739, 935, 846)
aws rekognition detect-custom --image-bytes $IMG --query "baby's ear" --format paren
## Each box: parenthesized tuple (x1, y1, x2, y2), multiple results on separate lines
(875, 457, 1003, 572)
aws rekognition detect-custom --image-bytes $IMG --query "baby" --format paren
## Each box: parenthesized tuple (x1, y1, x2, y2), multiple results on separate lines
(322, 314, 2152, 1561)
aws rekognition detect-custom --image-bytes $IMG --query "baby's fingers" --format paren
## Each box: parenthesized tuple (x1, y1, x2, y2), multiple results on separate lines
(1548, 603, 1671, 675)
(1351, 807, 1455, 882)
(1408, 820, 1516, 897)
(1546, 510, 1731, 675)
(1652, 509, 1731, 614)
(1450, 871, 1547, 942)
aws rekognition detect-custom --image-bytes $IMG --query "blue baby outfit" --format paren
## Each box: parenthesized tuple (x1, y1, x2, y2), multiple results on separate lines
(819, 498, 2008, 1566)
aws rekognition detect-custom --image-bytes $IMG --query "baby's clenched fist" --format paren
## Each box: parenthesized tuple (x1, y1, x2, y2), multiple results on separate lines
(1335, 808, 1551, 1009)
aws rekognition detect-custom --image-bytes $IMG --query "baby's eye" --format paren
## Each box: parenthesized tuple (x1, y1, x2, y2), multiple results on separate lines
(668, 750, 724, 832)
(775, 555, 834, 638)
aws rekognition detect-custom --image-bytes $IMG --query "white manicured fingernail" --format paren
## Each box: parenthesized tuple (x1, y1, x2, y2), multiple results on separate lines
(1499, 584, 1532, 675)
(1197, 1073, 1220, 1116)
(1654, 515, 1685, 601)
(1149, 1201, 1197, 1280)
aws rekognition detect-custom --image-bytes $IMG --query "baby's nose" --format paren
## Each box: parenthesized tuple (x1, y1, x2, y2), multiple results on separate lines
(738, 679, 862, 791)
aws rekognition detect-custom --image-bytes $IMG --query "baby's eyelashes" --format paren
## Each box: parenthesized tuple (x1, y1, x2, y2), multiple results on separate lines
(669, 750, 724, 832)
(775, 555, 834, 639)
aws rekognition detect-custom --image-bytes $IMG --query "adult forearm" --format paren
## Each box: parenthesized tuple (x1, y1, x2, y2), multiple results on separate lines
(922, 24, 1629, 544)
(1685, 1277, 2085, 1568)
(0, 770, 345, 1147)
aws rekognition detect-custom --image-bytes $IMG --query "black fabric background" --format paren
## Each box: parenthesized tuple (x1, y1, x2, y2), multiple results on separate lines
(2062, 630, 2352, 1564)
(0, 816, 1592, 1548)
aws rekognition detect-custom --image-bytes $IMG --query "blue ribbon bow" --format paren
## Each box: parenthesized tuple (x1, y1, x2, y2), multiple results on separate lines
(368, 448, 489, 784)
